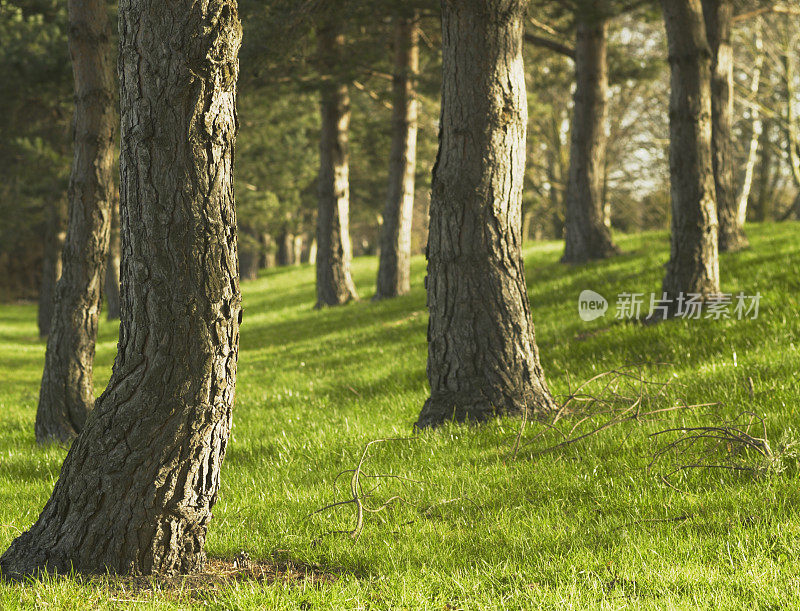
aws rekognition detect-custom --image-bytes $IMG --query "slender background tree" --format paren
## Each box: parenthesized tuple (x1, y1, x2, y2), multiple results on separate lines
(35, 0, 115, 443)
(660, 0, 720, 308)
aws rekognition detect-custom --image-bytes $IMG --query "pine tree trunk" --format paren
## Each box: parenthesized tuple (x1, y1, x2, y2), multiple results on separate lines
(315, 19, 358, 307)
(0, 0, 242, 578)
(416, 0, 555, 428)
(37, 199, 66, 339)
(375, 14, 419, 300)
(660, 0, 720, 307)
(702, 0, 748, 251)
(104, 194, 121, 320)
(35, 0, 116, 443)
(561, 15, 618, 264)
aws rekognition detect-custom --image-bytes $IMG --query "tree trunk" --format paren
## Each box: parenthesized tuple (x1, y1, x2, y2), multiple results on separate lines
(561, 15, 618, 264)
(308, 239, 317, 264)
(276, 230, 294, 266)
(239, 249, 259, 281)
(261, 233, 276, 268)
(660, 0, 720, 308)
(104, 194, 121, 320)
(375, 14, 419, 300)
(0, 0, 242, 578)
(315, 19, 358, 307)
(292, 234, 303, 266)
(35, 0, 115, 443)
(702, 0, 748, 251)
(522, 208, 533, 243)
(38, 199, 66, 339)
(300, 232, 315, 263)
(416, 0, 555, 428)
(754, 119, 774, 222)
(736, 20, 763, 227)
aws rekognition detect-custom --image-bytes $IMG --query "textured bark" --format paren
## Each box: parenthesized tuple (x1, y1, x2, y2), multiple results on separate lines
(661, 0, 720, 306)
(375, 15, 419, 300)
(38, 199, 66, 339)
(315, 19, 358, 307)
(416, 0, 555, 428)
(104, 195, 121, 320)
(561, 15, 619, 264)
(35, 0, 115, 443)
(1, 0, 242, 578)
(702, 0, 748, 251)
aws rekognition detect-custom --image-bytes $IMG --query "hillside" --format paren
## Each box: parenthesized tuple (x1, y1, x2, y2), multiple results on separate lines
(1, 223, 799, 608)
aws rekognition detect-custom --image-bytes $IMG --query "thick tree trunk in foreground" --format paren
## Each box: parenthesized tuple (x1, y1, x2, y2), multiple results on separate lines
(660, 0, 720, 308)
(1, 0, 242, 577)
(416, 0, 555, 428)
(375, 15, 419, 300)
(315, 21, 358, 307)
(35, 0, 115, 443)
(702, 0, 748, 251)
(561, 15, 618, 264)
(38, 199, 66, 338)
(104, 195, 121, 319)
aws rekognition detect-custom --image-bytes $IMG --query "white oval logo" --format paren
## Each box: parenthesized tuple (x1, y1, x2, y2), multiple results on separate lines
(578, 290, 608, 321)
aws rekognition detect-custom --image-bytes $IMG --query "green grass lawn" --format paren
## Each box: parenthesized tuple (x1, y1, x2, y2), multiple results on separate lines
(1, 223, 799, 609)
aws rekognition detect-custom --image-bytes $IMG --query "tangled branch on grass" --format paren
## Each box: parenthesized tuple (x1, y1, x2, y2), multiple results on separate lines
(649, 412, 799, 479)
(511, 362, 719, 459)
(308, 437, 419, 541)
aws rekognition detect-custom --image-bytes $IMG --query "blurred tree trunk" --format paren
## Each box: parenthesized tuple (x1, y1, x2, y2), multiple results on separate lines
(736, 20, 763, 227)
(292, 234, 303, 265)
(35, 0, 115, 443)
(561, 14, 618, 263)
(375, 14, 419, 299)
(277, 230, 294, 265)
(315, 18, 358, 307)
(754, 119, 775, 222)
(104, 194, 121, 319)
(260, 233, 276, 268)
(38, 198, 66, 339)
(239, 231, 260, 281)
(702, 0, 748, 251)
(416, 0, 555, 428)
(0, 0, 242, 577)
(522, 209, 533, 242)
(660, 0, 720, 308)
(782, 48, 800, 221)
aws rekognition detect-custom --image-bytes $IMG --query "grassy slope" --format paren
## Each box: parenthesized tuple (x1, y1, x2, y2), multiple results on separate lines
(0, 223, 799, 609)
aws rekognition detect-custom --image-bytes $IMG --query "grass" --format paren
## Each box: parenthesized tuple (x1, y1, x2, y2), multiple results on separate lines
(1, 222, 800, 608)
